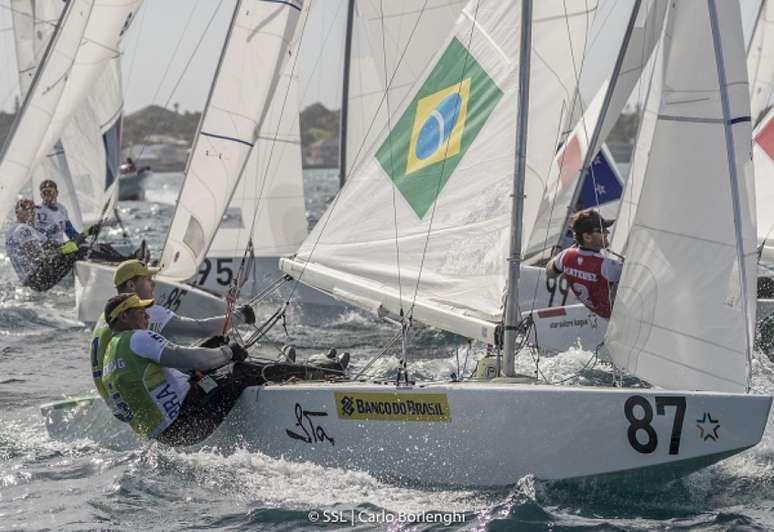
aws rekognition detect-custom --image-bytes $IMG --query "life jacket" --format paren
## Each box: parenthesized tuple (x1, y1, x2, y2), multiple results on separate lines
(101, 330, 188, 439)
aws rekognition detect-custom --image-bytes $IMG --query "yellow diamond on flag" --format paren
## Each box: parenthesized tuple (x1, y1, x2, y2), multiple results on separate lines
(405, 78, 470, 175)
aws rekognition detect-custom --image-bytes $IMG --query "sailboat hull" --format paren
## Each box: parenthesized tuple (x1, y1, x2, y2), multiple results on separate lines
(204, 381, 770, 486)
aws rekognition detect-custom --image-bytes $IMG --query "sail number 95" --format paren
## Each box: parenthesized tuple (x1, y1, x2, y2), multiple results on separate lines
(624, 395, 686, 455)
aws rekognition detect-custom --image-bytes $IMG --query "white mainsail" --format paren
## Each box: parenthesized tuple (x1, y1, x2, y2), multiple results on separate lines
(30, 1, 142, 171)
(0, 0, 94, 222)
(59, 56, 123, 225)
(206, 39, 307, 262)
(606, 0, 756, 393)
(282, 1, 598, 344)
(525, 0, 668, 262)
(10, 0, 82, 228)
(159, 0, 304, 280)
(748, 0, 774, 123)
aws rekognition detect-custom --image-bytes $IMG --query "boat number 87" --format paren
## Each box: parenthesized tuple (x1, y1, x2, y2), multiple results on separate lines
(624, 395, 686, 455)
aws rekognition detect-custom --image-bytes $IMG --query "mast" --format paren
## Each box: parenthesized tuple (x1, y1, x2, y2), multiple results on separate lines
(707, 0, 754, 391)
(338, 0, 355, 188)
(557, 0, 642, 249)
(502, 0, 532, 377)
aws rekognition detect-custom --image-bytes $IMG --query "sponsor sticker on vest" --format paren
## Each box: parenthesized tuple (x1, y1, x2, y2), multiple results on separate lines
(334, 392, 450, 422)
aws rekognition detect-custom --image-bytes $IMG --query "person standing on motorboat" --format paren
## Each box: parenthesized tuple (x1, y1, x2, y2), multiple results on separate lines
(545, 209, 623, 319)
(34, 180, 85, 244)
(5, 198, 85, 291)
(100, 293, 348, 446)
(89, 258, 257, 403)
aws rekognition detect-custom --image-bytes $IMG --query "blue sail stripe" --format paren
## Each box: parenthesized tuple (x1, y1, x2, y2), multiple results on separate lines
(200, 131, 255, 147)
(259, 0, 302, 11)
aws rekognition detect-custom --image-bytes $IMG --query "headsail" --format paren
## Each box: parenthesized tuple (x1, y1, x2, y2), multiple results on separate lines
(282, 0, 598, 344)
(606, 0, 756, 393)
(159, 0, 304, 280)
(525, 0, 667, 262)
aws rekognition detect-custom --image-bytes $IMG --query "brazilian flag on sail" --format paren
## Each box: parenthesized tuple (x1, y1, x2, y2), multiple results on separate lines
(375, 38, 503, 219)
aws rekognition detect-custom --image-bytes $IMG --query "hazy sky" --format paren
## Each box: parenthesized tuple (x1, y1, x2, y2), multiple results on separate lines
(0, 0, 349, 114)
(0, 0, 763, 115)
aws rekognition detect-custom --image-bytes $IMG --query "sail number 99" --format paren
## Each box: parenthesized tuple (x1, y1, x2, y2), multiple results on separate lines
(624, 395, 686, 455)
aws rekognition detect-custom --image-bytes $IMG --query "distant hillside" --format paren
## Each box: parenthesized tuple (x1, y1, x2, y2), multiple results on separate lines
(122, 104, 201, 148)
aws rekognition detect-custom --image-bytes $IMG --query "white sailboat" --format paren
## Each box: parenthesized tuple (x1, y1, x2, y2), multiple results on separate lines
(72, 0, 306, 322)
(193, 0, 766, 486)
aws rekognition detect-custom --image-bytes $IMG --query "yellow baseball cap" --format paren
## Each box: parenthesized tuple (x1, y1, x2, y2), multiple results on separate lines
(113, 259, 160, 287)
(104, 293, 155, 324)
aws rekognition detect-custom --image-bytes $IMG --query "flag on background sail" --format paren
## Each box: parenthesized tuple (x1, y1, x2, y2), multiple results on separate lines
(577, 148, 623, 209)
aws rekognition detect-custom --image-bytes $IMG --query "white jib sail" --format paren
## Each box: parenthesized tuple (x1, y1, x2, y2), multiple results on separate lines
(525, 0, 668, 260)
(752, 105, 774, 265)
(748, 0, 774, 123)
(159, 0, 304, 280)
(606, 0, 756, 393)
(59, 56, 123, 226)
(31, 0, 142, 169)
(207, 22, 307, 260)
(282, 0, 598, 344)
(345, 1, 466, 176)
(0, 0, 94, 223)
(10, 0, 81, 229)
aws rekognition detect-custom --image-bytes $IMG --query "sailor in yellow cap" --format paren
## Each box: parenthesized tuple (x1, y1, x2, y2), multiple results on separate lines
(99, 293, 249, 444)
(90, 259, 256, 404)
(100, 293, 348, 446)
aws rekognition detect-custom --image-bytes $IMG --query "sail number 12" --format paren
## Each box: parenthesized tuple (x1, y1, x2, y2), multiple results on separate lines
(624, 395, 686, 455)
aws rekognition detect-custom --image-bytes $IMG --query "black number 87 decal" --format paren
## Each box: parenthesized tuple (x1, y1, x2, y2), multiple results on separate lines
(624, 395, 686, 455)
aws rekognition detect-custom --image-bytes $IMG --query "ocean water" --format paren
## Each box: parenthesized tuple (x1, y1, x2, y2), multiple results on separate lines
(1, 170, 774, 531)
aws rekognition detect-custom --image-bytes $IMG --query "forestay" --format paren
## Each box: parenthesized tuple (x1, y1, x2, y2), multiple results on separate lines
(748, 0, 774, 123)
(207, 23, 307, 260)
(0, 0, 94, 222)
(282, 0, 598, 344)
(159, 0, 304, 280)
(606, 0, 756, 393)
(525, 0, 667, 261)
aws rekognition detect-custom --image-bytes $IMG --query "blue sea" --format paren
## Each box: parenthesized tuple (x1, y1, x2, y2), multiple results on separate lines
(2, 169, 774, 531)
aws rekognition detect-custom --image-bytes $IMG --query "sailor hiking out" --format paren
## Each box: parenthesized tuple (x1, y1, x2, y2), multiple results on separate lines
(545, 209, 623, 319)
(5, 198, 82, 291)
(100, 293, 350, 446)
(90, 259, 258, 403)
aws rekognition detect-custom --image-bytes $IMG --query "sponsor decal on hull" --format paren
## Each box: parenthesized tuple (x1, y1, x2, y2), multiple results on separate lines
(335, 392, 450, 422)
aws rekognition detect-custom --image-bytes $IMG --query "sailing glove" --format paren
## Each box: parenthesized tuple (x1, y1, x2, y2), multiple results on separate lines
(228, 341, 249, 363)
(237, 305, 256, 325)
(59, 240, 79, 255)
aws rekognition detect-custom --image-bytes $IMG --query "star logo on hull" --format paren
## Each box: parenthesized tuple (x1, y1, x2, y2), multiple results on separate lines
(696, 412, 720, 441)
